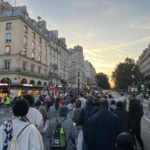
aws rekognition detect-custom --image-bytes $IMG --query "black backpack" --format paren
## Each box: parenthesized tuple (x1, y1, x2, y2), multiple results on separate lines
(52, 118, 66, 150)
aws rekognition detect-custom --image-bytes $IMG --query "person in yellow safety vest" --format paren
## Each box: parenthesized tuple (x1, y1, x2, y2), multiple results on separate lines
(4, 95, 10, 113)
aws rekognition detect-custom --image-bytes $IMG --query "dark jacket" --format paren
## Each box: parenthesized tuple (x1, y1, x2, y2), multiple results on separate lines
(114, 108, 130, 132)
(80, 105, 98, 143)
(88, 109, 122, 150)
(72, 107, 82, 125)
(129, 99, 143, 129)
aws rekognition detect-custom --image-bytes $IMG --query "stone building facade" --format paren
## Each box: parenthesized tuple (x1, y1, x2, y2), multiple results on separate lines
(68, 46, 85, 89)
(84, 60, 96, 85)
(0, 1, 69, 95)
(137, 44, 150, 86)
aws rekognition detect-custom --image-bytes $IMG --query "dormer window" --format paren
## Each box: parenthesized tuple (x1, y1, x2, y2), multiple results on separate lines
(39, 37, 42, 44)
(24, 25, 28, 34)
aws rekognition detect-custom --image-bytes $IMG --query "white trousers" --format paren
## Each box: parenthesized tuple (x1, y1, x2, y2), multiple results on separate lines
(76, 129, 83, 150)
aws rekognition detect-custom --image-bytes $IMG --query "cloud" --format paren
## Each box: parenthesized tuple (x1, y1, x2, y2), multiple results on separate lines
(112, 35, 150, 52)
(130, 24, 150, 30)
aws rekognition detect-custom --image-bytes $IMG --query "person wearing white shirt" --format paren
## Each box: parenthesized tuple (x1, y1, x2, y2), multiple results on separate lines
(0, 99, 44, 150)
(24, 95, 44, 132)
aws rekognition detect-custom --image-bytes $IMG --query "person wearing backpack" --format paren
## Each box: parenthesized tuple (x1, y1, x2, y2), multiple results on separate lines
(0, 98, 44, 150)
(46, 106, 77, 150)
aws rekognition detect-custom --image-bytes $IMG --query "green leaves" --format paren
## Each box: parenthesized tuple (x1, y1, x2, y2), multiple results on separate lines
(112, 57, 143, 90)
(96, 73, 110, 89)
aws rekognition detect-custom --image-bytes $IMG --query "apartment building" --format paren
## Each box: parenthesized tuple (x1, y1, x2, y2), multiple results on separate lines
(0, 1, 69, 95)
(68, 46, 85, 89)
(84, 60, 96, 86)
(137, 44, 150, 86)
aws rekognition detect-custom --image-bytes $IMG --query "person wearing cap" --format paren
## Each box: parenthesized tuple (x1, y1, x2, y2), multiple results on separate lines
(0, 98, 44, 150)
(88, 98, 123, 150)
(46, 106, 77, 150)
(116, 132, 136, 150)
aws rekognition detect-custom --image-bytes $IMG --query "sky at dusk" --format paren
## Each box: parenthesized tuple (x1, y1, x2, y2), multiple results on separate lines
(6, 0, 150, 76)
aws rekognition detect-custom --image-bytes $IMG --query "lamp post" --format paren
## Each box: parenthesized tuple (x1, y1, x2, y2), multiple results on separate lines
(72, 61, 76, 88)
(77, 71, 80, 94)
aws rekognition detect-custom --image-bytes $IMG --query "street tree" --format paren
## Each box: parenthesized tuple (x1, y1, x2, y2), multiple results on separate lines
(112, 57, 143, 90)
(96, 72, 110, 89)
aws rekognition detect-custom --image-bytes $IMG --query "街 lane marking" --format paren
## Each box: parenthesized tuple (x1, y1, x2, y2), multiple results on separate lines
(144, 116, 150, 122)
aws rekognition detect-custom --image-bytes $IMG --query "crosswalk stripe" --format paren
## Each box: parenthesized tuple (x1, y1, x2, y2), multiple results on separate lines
(144, 116, 150, 122)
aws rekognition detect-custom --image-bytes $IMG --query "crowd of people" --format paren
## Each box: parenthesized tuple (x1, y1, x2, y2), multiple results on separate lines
(0, 90, 145, 150)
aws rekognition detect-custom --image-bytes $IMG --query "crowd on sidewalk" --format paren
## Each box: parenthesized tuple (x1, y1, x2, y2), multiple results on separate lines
(0, 90, 145, 150)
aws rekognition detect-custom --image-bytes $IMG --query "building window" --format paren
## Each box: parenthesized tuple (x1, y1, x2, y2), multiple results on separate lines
(6, 22, 12, 31)
(5, 46, 11, 54)
(39, 45, 42, 53)
(22, 61, 27, 71)
(4, 60, 10, 70)
(54, 51, 55, 57)
(38, 55, 41, 61)
(5, 33, 11, 43)
(23, 47, 27, 54)
(44, 69, 47, 75)
(32, 41, 35, 50)
(31, 64, 34, 73)
(50, 48, 52, 55)
(33, 32, 35, 39)
(38, 67, 41, 74)
(52, 49, 54, 56)
(39, 37, 42, 44)
(24, 25, 28, 34)
(24, 36, 28, 47)
(31, 50, 35, 58)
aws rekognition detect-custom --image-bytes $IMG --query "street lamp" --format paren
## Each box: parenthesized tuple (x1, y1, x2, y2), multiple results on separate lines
(77, 71, 80, 94)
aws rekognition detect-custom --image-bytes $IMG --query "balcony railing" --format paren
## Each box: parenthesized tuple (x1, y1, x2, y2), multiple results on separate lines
(0, 68, 49, 80)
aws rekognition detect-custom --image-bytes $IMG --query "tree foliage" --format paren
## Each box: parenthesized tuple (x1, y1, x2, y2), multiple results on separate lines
(112, 57, 143, 90)
(96, 72, 110, 89)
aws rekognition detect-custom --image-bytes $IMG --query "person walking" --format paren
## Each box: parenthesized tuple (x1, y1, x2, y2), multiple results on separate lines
(24, 94, 44, 132)
(72, 100, 83, 150)
(0, 98, 44, 150)
(88, 99, 122, 150)
(46, 106, 77, 150)
(116, 132, 136, 150)
(80, 97, 98, 149)
(114, 101, 130, 132)
(4, 95, 10, 113)
(47, 97, 60, 120)
(128, 93, 144, 150)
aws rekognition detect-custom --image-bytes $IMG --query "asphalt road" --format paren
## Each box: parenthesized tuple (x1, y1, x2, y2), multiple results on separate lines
(0, 109, 13, 125)
(112, 92, 150, 150)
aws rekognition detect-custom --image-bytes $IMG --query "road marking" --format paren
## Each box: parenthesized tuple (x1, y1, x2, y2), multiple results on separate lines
(144, 116, 150, 122)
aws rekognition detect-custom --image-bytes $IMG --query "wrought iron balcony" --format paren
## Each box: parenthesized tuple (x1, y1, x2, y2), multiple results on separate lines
(0, 68, 49, 80)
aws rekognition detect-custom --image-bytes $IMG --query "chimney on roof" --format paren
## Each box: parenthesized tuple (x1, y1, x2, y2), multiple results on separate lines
(37, 16, 41, 22)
